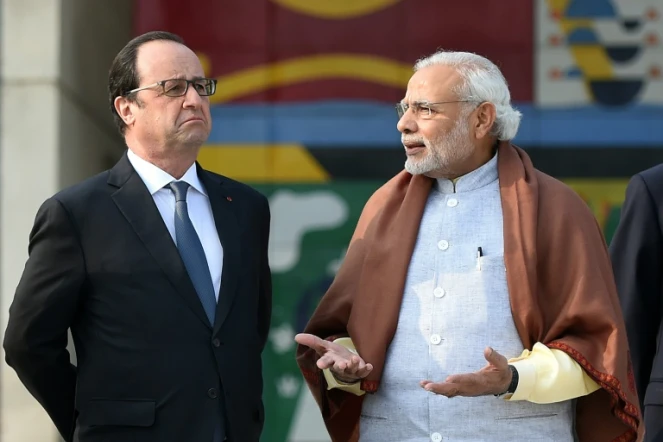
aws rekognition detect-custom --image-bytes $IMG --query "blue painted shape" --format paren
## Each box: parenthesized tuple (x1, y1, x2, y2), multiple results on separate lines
(605, 47, 640, 63)
(567, 28, 599, 44)
(622, 19, 641, 32)
(566, 0, 616, 18)
(208, 101, 663, 147)
(590, 80, 643, 105)
(566, 67, 583, 78)
(514, 104, 663, 147)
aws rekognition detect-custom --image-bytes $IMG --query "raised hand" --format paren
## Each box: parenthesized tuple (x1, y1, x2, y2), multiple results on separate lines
(420, 347, 513, 397)
(295, 333, 373, 383)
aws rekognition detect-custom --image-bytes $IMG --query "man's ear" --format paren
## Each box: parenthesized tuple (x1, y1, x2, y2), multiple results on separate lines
(114, 95, 137, 127)
(473, 102, 497, 140)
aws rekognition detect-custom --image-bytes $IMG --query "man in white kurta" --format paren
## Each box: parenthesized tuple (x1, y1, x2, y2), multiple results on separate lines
(295, 51, 605, 441)
(357, 153, 578, 441)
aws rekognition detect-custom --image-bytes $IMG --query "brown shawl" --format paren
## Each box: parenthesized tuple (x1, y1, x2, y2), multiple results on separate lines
(296, 142, 643, 442)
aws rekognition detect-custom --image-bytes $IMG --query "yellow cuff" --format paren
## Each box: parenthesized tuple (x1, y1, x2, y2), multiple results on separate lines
(503, 342, 600, 404)
(321, 337, 365, 396)
(508, 354, 537, 401)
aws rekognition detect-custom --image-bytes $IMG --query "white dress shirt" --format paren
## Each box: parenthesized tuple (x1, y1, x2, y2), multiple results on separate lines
(127, 149, 223, 301)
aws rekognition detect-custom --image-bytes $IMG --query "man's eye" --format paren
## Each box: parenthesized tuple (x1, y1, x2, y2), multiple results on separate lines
(166, 83, 185, 93)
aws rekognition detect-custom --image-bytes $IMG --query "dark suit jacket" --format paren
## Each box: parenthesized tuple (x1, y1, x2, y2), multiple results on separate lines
(610, 164, 663, 442)
(3, 153, 272, 442)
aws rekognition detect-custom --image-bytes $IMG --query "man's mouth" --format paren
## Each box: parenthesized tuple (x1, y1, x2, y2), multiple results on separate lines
(403, 141, 425, 155)
(182, 117, 204, 124)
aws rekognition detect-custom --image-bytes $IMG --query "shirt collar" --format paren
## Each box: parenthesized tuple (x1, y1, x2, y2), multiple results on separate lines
(434, 151, 499, 194)
(127, 149, 207, 197)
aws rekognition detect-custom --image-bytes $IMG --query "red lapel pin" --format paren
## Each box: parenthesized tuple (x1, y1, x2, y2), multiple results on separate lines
(226, 196, 232, 202)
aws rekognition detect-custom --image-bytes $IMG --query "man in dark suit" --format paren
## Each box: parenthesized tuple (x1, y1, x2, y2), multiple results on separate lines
(610, 166, 663, 442)
(2, 31, 272, 442)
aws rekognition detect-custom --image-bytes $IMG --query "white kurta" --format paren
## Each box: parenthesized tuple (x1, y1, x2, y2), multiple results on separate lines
(359, 154, 575, 442)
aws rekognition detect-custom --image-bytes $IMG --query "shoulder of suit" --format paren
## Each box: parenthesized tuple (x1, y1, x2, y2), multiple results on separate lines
(50, 170, 113, 205)
(635, 162, 663, 187)
(202, 169, 268, 203)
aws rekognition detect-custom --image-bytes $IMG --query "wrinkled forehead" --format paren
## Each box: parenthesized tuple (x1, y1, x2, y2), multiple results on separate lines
(136, 40, 205, 84)
(402, 65, 464, 104)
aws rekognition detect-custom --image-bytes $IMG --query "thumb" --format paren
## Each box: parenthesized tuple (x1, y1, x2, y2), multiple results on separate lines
(484, 347, 508, 368)
(294, 333, 328, 355)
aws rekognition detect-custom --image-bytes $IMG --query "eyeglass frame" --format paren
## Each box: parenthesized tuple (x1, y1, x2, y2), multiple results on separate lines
(395, 100, 482, 119)
(124, 77, 218, 97)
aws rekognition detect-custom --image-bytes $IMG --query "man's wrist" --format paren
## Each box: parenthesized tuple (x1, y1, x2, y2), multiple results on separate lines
(331, 371, 360, 385)
(495, 365, 519, 397)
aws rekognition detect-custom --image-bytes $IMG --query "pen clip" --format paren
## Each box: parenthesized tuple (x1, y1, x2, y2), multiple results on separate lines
(477, 247, 483, 271)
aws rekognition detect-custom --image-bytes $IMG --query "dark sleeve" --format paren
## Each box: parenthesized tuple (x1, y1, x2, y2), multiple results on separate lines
(257, 194, 272, 352)
(2, 197, 85, 442)
(609, 173, 663, 408)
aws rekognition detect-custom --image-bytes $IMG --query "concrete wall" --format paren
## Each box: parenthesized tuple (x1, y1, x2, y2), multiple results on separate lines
(0, 0, 132, 440)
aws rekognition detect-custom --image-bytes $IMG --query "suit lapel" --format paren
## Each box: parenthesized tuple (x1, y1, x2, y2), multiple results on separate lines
(197, 166, 242, 335)
(108, 153, 211, 329)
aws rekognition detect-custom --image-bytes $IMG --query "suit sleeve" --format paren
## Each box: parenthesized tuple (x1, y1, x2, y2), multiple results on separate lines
(257, 195, 272, 352)
(2, 197, 85, 442)
(609, 173, 663, 408)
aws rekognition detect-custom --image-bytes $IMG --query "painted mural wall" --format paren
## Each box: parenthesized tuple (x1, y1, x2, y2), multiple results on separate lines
(134, 1, 663, 440)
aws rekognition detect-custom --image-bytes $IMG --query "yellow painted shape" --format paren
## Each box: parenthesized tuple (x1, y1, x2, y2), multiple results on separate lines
(558, 18, 594, 34)
(197, 52, 212, 78)
(565, 179, 627, 205)
(198, 145, 270, 182)
(565, 179, 628, 229)
(197, 144, 330, 183)
(547, 0, 572, 15)
(569, 46, 613, 79)
(210, 54, 412, 104)
(271, 0, 401, 19)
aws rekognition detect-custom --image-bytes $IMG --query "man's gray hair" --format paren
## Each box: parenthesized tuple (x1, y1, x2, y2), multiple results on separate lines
(414, 50, 522, 141)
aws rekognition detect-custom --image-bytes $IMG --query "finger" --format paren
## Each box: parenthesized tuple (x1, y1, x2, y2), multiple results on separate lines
(355, 363, 373, 379)
(345, 355, 366, 374)
(354, 357, 366, 373)
(316, 355, 335, 369)
(333, 360, 349, 372)
(421, 381, 461, 397)
(342, 359, 359, 375)
(294, 333, 329, 355)
(484, 346, 508, 368)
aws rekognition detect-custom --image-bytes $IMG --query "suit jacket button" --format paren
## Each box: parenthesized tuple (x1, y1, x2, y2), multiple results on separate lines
(208, 388, 218, 399)
(212, 338, 221, 347)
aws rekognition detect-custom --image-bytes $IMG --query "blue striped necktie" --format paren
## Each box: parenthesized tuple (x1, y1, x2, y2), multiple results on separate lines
(168, 181, 217, 325)
(168, 181, 224, 442)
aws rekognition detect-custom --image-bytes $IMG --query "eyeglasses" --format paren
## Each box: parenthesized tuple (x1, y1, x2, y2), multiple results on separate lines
(125, 78, 217, 97)
(395, 100, 479, 119)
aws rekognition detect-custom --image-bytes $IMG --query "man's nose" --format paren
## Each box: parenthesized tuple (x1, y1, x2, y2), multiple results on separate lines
(182, 85, 203, 108)
(397, 111, 417, 134)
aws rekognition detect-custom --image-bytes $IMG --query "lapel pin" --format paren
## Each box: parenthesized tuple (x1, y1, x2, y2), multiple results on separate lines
(226, 196, 232, 202)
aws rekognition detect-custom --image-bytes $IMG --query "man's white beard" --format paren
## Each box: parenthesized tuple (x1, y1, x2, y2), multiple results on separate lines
(404, 118, 474, 177)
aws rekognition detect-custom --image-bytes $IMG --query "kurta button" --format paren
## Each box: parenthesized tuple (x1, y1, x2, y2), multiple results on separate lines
(430, 334, 442, 345)
(431, 433, 442, 442)
(447, 198, 458, 207)
(434, 287, 445, 298)
(212, 338, 221, 347)
(437, 240, 449, 250)
(208, 388, 218, 399)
